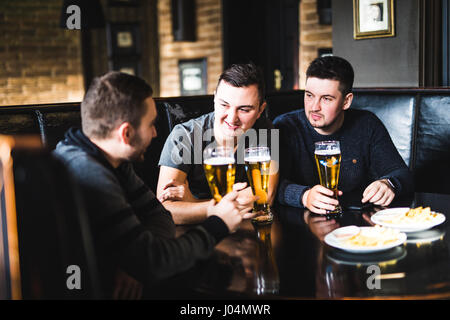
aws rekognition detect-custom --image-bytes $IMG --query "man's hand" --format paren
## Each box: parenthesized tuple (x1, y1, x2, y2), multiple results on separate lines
(157, 179, 195, 203)
(207, 191, 248, 232)
(304, 211, 340, 242)
(112, 268, 143, 300)
(233, 182, 258, 219)
(302, 185, 342, 214)
(361, 179, 395, 207)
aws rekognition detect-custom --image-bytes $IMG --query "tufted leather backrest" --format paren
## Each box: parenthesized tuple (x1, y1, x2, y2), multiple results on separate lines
(351, 92, 417, 168)
(265, 90, 304, 121)
(1, 88, 450, 194)
(157, 95, 214, 130)
(414, 94, 450, 194)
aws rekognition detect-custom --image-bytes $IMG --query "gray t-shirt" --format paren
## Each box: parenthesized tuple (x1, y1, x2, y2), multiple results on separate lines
(159, 112, 274, 199)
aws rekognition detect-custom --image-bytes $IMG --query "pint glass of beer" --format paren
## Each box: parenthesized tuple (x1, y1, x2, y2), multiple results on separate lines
(314, 141, 342, 218)
(244, 146, 273, 224)
(203, 146, 236, 202)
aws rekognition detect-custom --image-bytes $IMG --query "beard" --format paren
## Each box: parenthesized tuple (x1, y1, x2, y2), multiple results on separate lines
(129, 133, 149, 162)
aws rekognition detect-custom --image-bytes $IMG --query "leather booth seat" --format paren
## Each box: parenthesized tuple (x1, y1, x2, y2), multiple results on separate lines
(1, 88, 449, 194)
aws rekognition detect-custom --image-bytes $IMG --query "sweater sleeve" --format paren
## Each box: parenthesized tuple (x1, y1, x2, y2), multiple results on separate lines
(274, 115, 309, 208)
(63, 154, 229, 287)
(368, 115, 414, 197)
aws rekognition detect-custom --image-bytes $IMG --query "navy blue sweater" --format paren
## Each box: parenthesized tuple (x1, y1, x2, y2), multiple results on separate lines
(273, 109, 414, 208)
(54, 128, 229, 294)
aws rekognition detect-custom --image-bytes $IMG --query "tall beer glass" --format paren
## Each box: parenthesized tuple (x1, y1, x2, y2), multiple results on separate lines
(244, 147, 273, 224)
(203, 146, 236, 202)
(314, 141, 342, 218)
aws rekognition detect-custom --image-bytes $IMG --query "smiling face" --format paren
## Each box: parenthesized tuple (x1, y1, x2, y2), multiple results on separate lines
(304, 77, 353, 135)
(213, 80, 266, 143)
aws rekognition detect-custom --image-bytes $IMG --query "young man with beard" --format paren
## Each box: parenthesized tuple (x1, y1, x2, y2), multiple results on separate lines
(273, 56, 413, 215)
(54, 72, 244, 298)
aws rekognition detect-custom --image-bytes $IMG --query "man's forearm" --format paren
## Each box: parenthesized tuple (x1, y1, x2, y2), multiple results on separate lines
(162, 200, 211, 225)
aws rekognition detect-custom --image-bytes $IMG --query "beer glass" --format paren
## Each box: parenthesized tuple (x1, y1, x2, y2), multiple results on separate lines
(244, 146, 273, 223)
(314, 141, 342, 218)
(203, 146, 236, 202)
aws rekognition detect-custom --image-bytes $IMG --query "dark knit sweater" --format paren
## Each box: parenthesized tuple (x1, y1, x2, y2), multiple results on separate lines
(53, 128, 229, 294)
(273, 109, 414, 208)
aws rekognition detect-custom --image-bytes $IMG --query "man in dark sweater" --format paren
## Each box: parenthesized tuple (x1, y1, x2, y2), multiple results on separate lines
(273, 56, 413, 214)
(54, 72, 244, 298)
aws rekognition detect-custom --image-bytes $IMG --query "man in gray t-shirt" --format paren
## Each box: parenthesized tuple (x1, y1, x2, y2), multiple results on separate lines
(157, 63, 279, 225)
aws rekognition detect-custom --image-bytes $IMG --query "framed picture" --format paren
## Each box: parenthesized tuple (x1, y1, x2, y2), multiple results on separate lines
(109, 58, 141, 77)
(106, 23, 141, 57)
(108, 0, 140, 7)
(179, 58, 207, 96)
(353, 0, 395, 40)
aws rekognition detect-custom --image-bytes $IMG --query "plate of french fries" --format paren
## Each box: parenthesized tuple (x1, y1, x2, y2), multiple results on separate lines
(371, 206, 446, 232)
(324, 225, 407, 253)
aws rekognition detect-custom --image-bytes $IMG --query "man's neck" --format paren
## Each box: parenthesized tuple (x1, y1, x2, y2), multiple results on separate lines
(89, 137, 123, 168)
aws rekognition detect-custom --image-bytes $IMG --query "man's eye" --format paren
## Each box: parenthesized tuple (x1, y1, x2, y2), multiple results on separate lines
(240, 108, 251, 113)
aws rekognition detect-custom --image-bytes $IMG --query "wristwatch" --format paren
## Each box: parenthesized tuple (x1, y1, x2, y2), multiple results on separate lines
(384, 178, 396, 191)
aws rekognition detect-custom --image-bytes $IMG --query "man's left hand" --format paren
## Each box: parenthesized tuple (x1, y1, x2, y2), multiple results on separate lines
(361, 179, 395, 207)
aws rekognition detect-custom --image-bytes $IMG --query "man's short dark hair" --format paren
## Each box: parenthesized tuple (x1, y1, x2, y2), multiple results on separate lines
(81, 71, 153, 139)
(217, 63, 266, 105)
(306, 56, 354, 96)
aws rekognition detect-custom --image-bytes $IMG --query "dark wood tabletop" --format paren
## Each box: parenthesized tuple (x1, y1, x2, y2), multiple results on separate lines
(170, 192, 450, 299)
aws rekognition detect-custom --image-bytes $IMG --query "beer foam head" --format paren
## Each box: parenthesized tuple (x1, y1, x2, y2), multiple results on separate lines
(244, 155, 271, 163)
(203, 156, 235, 165)
(314, 149, 340, 156)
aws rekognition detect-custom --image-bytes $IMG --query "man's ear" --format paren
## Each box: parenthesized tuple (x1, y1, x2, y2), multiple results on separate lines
(117, 122, 133, 145)
(257, 101, 267, 119)
(342, 93, 353, 111)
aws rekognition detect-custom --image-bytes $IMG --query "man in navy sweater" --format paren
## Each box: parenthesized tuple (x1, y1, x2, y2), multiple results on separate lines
(273, 56, 413, 215)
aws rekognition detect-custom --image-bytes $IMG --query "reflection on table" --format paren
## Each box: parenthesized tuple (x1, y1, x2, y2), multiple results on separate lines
(173, 193, 450, 299)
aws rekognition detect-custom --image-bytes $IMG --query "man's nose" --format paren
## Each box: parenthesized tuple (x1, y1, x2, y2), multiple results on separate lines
(226, 108, 239, 123)
(153, 126, 157, 138)
(311, 98, 321, 111)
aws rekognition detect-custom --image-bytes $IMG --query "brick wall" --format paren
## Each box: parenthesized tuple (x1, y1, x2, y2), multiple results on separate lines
(299, 0, 333, 89)
(0, 0, 84, 106)
(157, 0, 223, 97)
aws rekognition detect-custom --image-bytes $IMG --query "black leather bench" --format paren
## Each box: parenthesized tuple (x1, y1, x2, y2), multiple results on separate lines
(1, 88, 449, 194)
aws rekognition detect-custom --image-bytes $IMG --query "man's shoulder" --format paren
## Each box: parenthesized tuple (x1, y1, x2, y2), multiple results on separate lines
(173, 112, 214, 133)
(347, 108, 384, 126)
(273, 109, 304, 127)
(54, 142, 114, 182)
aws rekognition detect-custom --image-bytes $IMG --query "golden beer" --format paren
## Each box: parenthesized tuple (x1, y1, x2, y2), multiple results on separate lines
(314, 141, 342, 217)
(203, 147, 236, 202)
(244, 147, 273, 223)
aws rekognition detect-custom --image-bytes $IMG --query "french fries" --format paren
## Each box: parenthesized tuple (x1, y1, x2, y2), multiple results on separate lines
(383, 207, 440, 225)
(342, 225, 401, 247)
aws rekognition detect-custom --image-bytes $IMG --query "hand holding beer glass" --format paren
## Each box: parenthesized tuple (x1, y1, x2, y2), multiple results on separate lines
(314, 141, 342, 219)
(244, 146, 273, 224)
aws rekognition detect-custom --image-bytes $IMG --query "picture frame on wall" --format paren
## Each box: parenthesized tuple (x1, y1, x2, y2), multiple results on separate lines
(106, 23, 141, 57)
(353, 0, 395, 40)
(179, 58, 207, 96)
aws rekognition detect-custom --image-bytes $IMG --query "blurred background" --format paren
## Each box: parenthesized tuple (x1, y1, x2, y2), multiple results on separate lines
(0, 0, 448, 106)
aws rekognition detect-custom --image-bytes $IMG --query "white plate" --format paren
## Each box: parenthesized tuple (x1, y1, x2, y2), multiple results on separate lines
(324, 226, 407, 254)
(370, 207, 446, 233)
